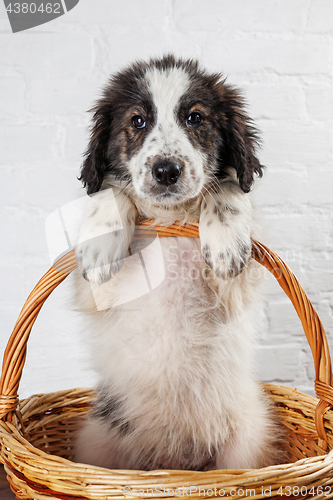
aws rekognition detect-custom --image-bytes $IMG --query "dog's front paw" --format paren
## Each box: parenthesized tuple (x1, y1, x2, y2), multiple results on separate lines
(76, 229, 130, 285)
(199, 196, 252, 279)
(75, 188, 137, 285)
(201, 239, 251, 279)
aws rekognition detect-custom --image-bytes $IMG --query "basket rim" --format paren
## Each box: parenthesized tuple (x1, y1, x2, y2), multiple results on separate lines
(1, 384, 333, 476)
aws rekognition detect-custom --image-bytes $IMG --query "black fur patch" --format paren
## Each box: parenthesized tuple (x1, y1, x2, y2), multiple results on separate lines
(94, 392, 131, 436)
(176, 67, 264, 192)
(79, 62, 156, 194)
(201, 244, 213, 267)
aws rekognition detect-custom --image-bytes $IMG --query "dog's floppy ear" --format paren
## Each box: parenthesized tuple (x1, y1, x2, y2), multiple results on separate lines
(218, 86, 264, 193)
(79, 105, 111, 195)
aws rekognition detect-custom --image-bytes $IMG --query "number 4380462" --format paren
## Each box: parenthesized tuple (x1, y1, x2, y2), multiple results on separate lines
(277, 485, 331, 496)
(6, 3, 61, 14)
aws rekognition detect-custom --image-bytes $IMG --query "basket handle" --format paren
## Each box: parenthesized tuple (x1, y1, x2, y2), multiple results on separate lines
(1, 221, 332, 445)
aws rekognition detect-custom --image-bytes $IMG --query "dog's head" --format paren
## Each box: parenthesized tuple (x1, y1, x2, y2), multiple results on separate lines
(79, 55, 263, 203)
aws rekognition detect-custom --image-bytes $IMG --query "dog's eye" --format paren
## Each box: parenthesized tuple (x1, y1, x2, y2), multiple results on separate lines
(132, 115, 146, 129)
(187, 112, 202, 126)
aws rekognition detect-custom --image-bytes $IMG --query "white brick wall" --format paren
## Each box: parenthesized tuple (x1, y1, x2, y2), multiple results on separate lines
(0, 0, 332, 399)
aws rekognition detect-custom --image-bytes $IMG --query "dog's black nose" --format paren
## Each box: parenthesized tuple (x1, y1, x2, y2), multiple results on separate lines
(152, 160, 182, 186)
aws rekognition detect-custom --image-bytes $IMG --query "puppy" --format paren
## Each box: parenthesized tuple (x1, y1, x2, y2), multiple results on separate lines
(73, 55, 283, 471)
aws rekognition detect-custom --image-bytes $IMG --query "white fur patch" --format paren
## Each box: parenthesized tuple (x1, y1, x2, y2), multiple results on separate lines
(128, 67, 207, 204)
(146, 66, 190, 120)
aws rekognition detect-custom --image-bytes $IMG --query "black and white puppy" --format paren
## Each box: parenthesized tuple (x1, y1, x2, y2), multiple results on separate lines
(74, 55, 283, 471)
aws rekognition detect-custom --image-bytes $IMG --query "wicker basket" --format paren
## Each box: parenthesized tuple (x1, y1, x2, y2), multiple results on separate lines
(1, 221, 333, 500)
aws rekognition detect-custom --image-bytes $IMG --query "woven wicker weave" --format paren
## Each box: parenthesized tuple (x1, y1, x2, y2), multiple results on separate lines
(1, 221, 333, 499)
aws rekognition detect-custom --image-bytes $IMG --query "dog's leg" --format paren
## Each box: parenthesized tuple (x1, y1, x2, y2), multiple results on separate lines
(215, 406, 284, 469)
(199, 181, 253, 280)
(74, 417, 121, 468)
(76, 187, 137, 284)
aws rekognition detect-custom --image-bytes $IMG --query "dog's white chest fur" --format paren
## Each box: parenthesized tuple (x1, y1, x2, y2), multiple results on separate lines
(75, 232, 280, 471)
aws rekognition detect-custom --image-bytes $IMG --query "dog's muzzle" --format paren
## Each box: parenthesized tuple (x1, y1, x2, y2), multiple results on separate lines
(152, 160, 182, 186)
